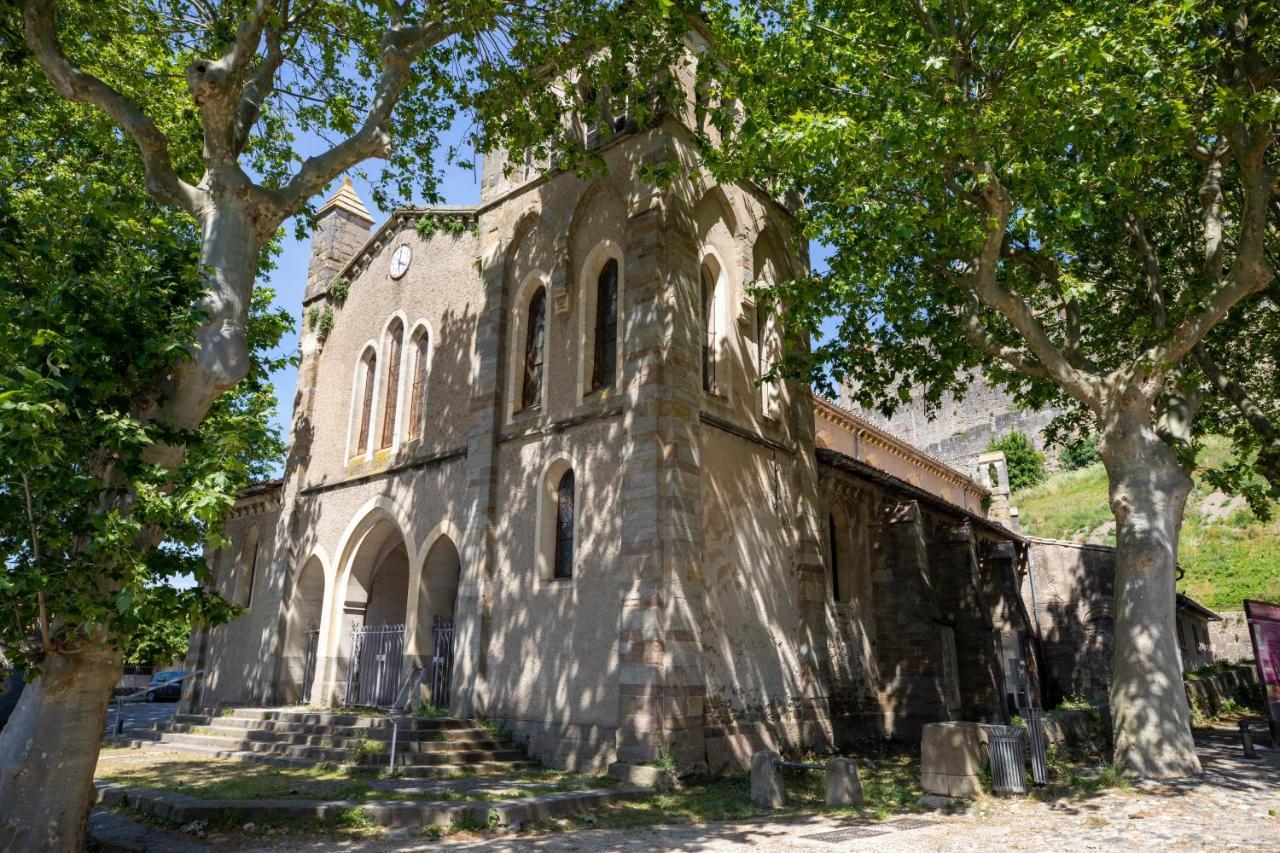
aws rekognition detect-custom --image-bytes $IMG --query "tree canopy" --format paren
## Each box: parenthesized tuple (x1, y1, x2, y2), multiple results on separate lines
(0, 8, 293, 673)
(706, 0, 1278, 778)
(708, 0, 1278, 508)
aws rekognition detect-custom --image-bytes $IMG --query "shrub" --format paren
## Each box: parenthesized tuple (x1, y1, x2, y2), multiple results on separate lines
(988, 429, 1047, 491)
(1061, 435, 1101, 470)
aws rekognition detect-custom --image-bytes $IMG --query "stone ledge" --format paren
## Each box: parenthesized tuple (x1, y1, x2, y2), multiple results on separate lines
(95, 783, 648, 829)
(606, 762, 678, 790)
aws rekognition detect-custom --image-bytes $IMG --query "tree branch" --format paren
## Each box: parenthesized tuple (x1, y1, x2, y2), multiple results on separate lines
(268, 19, 451, 219)
(962, 164, 1100, 406)
(1124, 213, 1167, 329)
(1141, 132, 1274, 369)
(21, 473, 52, 654)
(234, 0, 297, 154)
(22, 0, 200, 213)
(1195, 343, 1280, 455)
(959, 297, 1052, 380)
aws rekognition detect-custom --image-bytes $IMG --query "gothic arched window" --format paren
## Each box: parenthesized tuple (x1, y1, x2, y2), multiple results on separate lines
(355, 347, 377, 455)
(522, 287, 547, 409)
(406, 327, 429, 441)
(591, 259, 619, 390)
(379, 319, 404, 449)
(554, 469, 575, 579)
(701, 264, 717, 392)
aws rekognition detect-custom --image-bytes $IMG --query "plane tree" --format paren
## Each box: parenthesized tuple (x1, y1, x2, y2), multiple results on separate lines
(1, 0, 686, 846)
(707, 0, 1278, 778)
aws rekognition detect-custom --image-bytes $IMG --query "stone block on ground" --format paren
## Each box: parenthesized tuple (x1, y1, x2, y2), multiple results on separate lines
(921, 721, 986, 799)
(606, 762, 676, 790)
(825, 757, 863, 807)
(750, 750, 784, 809)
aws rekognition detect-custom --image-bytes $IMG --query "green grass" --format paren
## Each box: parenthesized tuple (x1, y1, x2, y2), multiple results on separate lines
(544, 746, 924, 833)
(1015, 438, 1280, 609)
(94, 749, 603, 804)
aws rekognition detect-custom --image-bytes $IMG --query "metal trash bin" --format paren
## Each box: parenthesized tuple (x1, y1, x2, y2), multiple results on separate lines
(1024, 707, 1049, 785)
(983, 724, 1028, 795)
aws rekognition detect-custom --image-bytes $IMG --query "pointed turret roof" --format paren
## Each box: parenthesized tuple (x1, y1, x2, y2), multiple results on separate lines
(316, 176, 374, 225)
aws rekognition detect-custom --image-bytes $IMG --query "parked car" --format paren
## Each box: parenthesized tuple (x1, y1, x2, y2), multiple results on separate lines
(0, 669, 23, 730)
(145, 670, 185, 702)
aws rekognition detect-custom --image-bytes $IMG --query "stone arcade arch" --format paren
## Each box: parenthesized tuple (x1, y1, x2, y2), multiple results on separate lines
(412, 534, 463, 706)
(281, 555, 326, 703)
(328, 511, 413, 704)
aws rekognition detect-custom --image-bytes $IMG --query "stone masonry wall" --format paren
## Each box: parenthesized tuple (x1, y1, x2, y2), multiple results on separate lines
(1210, 611, 1255, 663)
(843, 368, 1064, 478)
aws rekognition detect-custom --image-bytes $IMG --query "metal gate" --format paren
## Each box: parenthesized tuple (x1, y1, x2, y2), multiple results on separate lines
(345, 623, 405, 708)
(301, 628, 319, 704)
(430, 617, 455, 710)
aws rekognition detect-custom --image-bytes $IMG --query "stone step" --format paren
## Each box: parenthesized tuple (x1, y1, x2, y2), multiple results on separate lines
(223, 708, 473, 730)
(125, 738, 539, 778)
(179, 724, 508, 753)
(161, 719, 498, 743)
(152, 732, 526, 767)
(352, 760, 542, 778)
(98, 781, 649, 830)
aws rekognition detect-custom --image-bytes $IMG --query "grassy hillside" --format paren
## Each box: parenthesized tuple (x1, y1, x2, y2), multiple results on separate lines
(1014, 439, 1280, 610)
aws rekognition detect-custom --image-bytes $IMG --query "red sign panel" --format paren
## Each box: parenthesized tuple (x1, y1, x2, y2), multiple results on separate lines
(1244, 599, 1280, 729)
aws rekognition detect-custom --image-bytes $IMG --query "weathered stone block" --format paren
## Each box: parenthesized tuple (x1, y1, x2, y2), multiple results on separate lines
(607, 762, 676, 791)
(920, 721, 986, 799)
(825, 757, 863, 807)
(751, 750, 785, 809)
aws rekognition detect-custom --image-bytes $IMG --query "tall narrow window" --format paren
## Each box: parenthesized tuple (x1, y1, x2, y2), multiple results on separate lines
(582, 87, 601, 147)
(380, 320, 403, 449)
(701, 265, 716, 392)
(592, 259, 619, 390)
(756, 305, 765, 406)
(828, 514, 840, 603)
(244, 536, 260, 607)
(554, 470, 575, 579)
(356, 349, 377, 455)
(522, 287, 547, 409)
(407, 328, 429, 441)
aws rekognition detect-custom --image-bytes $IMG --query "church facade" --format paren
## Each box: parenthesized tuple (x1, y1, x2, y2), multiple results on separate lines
(183, 58, 1042, 773)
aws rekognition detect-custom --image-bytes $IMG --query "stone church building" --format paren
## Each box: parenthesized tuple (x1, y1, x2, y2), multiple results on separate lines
(183, 49, 1045, 774)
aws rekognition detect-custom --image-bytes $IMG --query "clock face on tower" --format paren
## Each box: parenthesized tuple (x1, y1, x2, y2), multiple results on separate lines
(389, 244, 412, 279)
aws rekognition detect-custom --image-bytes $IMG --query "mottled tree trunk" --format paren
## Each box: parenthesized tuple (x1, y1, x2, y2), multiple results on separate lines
(0, 200, 261, 850)
(0, 642, 123, 850)
(161, 197, 259, 430)
(1101, 404, 1202, 778)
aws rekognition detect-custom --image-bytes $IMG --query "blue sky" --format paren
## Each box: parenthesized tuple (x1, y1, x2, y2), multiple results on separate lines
(259, 140, 836, 448)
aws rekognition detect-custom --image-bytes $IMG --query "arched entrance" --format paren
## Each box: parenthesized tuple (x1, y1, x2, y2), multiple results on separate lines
(337, 516, 411, 706)
(416, 535, 461, 708)
(283, 556, 326, 703)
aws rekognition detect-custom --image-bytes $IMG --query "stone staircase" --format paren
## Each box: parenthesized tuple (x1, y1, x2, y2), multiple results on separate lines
(129, 707, 539, 778)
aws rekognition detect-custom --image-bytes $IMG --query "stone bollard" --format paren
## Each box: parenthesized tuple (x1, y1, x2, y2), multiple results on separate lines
(1240, 720, 1260, 760)
(750, 750, 785, 809)
(825, 757, 863, 807)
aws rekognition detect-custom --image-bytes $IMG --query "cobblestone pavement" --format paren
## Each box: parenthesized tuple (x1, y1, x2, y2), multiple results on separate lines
(103, 699, 177, 737)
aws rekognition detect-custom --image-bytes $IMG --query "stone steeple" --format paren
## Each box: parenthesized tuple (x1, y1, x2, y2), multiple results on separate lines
(306, 177, 375, 301)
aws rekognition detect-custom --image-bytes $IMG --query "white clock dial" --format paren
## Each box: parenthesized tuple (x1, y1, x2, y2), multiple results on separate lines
(389, 244, 412, 279)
